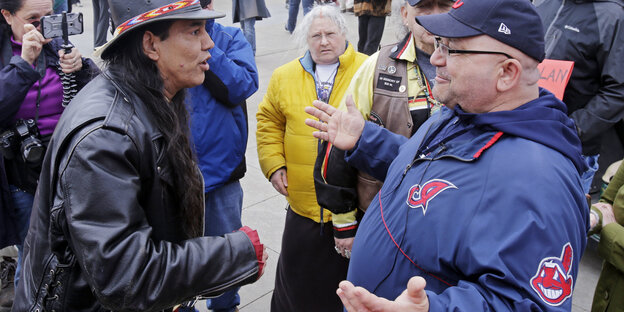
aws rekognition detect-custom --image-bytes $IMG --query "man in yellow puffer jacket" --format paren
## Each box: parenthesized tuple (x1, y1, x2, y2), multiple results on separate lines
(256, 5, 367, 312)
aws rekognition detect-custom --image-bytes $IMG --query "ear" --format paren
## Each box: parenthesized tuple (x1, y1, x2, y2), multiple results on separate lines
(142, 30, 160, 61)
(400, 5, 409, 26)
(496, 59, 522, 92)
(1, 9, 13, 26)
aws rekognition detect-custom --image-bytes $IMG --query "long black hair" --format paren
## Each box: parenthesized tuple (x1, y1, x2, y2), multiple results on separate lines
(0, 0, 22, 34)
(101, 20, 205, 238)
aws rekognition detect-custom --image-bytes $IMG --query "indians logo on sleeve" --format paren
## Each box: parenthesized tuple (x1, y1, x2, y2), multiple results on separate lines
(530, 243, 574, 306)
(406, 179, 457, 215)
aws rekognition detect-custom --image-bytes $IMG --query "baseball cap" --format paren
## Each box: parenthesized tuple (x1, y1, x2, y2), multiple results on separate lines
(407, 0, 454, 6)
(415, 0, 545, 61)
(94, 0, 224, 57)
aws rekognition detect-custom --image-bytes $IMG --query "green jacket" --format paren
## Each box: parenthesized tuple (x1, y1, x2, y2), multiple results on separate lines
(590, 160, 624, 312)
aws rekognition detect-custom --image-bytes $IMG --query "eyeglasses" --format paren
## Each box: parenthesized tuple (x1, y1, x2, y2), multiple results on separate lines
(13, 14, 41, 28)
(434, 37, 513, 59)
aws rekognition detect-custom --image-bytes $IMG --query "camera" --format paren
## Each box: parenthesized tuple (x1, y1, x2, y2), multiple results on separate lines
(40, 12, 84, 39)
(0, 119, 45, 163)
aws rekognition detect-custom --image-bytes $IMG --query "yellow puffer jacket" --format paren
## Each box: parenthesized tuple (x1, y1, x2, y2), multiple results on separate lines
(256, 43, 367, 222)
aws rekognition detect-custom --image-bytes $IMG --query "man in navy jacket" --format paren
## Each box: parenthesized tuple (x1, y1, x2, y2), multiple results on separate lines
(186, 1, 258, 311)
(305, 0, 589, 310)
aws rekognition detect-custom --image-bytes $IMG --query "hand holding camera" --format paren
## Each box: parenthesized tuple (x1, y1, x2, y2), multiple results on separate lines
(58, 48, 83, 74)
(39, 11, 85, 106)
(21, 23, 52, 65)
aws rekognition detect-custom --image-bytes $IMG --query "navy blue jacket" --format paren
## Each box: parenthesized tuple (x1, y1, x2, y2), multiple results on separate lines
(346, 89, 589, 311)
(187, 21, 258, 192)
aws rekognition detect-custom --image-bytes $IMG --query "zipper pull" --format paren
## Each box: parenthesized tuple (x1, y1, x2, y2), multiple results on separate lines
(433, 143, 447, 158)
(403, 163, 412, 176)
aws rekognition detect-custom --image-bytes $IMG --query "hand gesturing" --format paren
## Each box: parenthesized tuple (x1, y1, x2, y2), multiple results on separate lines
(304, 95, 365, 151)
(336, 276, 430, 312)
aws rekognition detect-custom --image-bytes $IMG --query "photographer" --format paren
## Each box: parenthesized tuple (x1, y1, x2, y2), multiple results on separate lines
(0, 0, 96, 307)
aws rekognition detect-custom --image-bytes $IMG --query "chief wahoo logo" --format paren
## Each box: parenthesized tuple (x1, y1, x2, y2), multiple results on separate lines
(530, 243, 574, 306)
(406, 179, 457, 215)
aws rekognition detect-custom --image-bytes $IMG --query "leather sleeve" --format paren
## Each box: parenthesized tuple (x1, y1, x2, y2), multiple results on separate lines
(58, 128, 259, 311)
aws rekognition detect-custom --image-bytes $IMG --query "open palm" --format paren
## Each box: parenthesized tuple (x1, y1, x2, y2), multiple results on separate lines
(304, 95, 365, 151)
(336, 276, 430, 312)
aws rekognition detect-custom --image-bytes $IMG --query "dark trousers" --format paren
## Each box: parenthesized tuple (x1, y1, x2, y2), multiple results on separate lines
(357, 15, 386, 55)
(92, 0, 110, 49)
(271, 208, 349, 312)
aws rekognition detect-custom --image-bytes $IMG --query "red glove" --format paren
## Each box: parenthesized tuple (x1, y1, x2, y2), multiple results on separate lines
(239, 226, 266, 279)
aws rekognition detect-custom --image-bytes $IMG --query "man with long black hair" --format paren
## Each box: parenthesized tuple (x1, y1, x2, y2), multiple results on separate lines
(12, 1, 267, 311)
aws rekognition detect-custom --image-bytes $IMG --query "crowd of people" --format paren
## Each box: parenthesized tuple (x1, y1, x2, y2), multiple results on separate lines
(0, 0, 623, 311)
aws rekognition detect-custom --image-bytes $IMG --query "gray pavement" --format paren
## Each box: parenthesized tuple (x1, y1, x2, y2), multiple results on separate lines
(66, 0, 604, 311)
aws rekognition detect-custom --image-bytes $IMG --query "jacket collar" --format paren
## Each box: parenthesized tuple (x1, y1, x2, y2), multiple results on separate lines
(389, 33, 417, 63)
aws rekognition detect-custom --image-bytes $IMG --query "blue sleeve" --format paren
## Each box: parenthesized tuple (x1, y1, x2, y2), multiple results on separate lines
(345, 122, 408, 182)
(207, 24, 258, 105)
(426, 146, 587, 311)
(0, 56, 40, 128)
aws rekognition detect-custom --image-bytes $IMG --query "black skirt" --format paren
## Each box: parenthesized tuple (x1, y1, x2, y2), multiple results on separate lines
(271, 208, 350, 312)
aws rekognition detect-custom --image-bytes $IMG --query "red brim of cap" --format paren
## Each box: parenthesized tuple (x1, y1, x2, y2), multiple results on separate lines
(415, 12, 482, 38)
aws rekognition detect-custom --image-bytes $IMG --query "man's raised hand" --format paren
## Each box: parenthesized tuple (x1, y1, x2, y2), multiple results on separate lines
(304, 95, 365, 151)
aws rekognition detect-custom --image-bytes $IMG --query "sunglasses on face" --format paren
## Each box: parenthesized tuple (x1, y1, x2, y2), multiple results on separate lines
(13, 13, 41, 28)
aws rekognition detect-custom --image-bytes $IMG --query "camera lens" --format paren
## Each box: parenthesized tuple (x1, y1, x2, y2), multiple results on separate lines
(21, 136, 45, 163)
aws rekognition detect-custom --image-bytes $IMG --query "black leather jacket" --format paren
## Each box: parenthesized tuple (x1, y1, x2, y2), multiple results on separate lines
(12, 73, 259, 312)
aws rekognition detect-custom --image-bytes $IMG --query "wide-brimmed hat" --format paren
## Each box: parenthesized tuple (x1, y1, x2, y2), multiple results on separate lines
(94, 0, 224, 57)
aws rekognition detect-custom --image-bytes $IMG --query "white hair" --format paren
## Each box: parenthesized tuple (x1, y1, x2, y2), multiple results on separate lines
(391, 0, 410, 40)
(293, 4, 349, 52)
